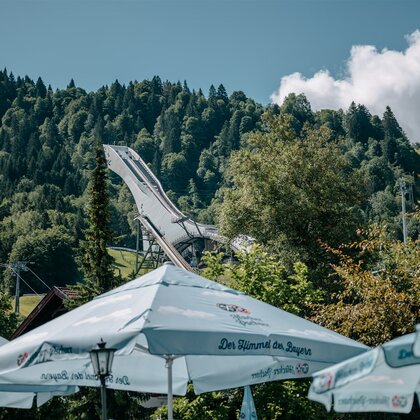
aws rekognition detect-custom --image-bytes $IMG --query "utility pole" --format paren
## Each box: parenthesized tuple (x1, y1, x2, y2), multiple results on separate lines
(12, 262, 31, 314)
(0, 262, 31, 314)
(398, 178, 408, 244)
(14, 264, 21, 314)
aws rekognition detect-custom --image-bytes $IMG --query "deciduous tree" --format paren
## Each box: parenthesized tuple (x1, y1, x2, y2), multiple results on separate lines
(312, 225, 419, 346)
(218, 115, 363, 280)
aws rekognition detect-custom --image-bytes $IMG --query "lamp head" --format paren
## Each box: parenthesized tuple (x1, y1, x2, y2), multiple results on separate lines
(90, 338, 116, 377)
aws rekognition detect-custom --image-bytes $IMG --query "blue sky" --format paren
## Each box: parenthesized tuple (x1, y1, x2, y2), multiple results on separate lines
(2, 0, 420, 139)
(0, 0, 417, 103)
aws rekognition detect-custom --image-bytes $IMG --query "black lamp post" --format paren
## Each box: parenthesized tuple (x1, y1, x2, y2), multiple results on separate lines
(90, 339, 116, 420)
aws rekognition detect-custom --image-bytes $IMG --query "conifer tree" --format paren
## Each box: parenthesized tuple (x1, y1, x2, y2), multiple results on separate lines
(67, 120, 116, 307)
(35, 76, 47, 98)
(208, 84, 217, 104)
(217, 83, 228, 101)
(345, 102, 372, 143)
(382, 106, 404, 162)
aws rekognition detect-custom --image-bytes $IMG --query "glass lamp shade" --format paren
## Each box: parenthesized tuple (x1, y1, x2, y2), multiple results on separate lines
(90, 340, 116, 377)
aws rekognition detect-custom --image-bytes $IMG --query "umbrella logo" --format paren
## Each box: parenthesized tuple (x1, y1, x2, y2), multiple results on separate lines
(392, 395, 408, 408)
(17, 352, 29, 366)
(217, 303, 251, 314)
(295, 362, 309, 375)
(313, 372, 334, 392)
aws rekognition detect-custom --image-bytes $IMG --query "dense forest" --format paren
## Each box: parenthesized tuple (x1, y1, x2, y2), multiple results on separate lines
(0, 70, 266, 292)
(0, 69, 418, 294)
(0, 69, 419, 418)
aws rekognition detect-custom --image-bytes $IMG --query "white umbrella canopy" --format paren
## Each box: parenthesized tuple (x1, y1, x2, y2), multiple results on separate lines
(0, 336, 78, 409)
(0, 389, 57, 409)
(0, 386, 77, 409)
(308, 332, 420, 414)
(0, 348, 189, 395)
(0, 391, 43, 409)
(0, 263, 368, 414)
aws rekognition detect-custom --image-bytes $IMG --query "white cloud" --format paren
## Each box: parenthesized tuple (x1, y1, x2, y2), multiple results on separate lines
(271, 30, 420, 142)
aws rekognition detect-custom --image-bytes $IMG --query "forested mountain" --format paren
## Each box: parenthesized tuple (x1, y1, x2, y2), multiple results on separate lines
(0, 70, 264, 293)
(0, 69, 418, 294)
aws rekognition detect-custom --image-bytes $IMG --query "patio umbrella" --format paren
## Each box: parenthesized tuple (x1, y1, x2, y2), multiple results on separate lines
(308, 332, 420, 414)
(0, 263, 368, 418)
(0, 336, 78, 408)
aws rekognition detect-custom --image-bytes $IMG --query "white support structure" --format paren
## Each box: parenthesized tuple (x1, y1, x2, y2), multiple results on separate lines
(104, 145, 228, 269)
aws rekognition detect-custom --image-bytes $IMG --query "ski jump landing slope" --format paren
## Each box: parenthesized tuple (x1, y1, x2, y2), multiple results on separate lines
(104, 145, 227, 270)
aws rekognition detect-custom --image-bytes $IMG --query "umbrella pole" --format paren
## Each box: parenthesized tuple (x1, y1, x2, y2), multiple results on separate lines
(165, 356, 174, 420)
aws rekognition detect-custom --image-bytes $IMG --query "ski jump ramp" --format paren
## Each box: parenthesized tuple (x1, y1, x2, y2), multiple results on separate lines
(104, 145, 244, 270)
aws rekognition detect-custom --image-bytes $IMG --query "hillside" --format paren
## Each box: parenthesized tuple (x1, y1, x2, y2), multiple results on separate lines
(0, 70, 419, 295)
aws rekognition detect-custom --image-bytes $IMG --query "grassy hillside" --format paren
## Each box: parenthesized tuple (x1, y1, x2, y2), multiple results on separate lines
(109, 248, 139, 280)
(11, 295, 44, 318)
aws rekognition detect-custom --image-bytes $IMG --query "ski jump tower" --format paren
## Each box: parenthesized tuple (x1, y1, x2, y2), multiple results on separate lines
(104, 145, 231, 271)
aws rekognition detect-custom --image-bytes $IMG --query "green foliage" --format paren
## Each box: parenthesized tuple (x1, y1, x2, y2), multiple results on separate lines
(6, 226, 79, 291)
(279, 93, 314, 134)
(154, 382, 330, 420)
(312, 224, 419, 346)
(251, 381, 331, 420)
(0, 69, 417, 268)
(133, 128, 156, 164)
(0, 292, 18, 338)
(345, 102, 374, 143)
(0, 182, 82, 294)
(219, 115, 364, 280)
(153, 385, 238, 420)
(61, 388, 151, 420)
(202, 245, 321, 316)
(161, 152, 189, 194)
